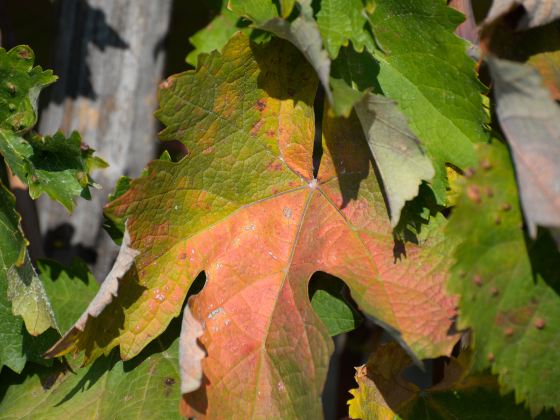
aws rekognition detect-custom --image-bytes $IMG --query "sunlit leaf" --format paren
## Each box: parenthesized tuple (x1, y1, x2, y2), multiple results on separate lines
(48, 34, 459, 417)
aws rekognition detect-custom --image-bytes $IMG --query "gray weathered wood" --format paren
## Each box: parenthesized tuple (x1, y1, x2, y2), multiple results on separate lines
(38, 0, 173, 279)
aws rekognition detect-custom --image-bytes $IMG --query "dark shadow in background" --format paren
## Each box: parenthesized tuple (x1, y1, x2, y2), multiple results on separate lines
(0, 0, 128, 103)
(48, 0, 128, 104)
(44, 224, 98, 267)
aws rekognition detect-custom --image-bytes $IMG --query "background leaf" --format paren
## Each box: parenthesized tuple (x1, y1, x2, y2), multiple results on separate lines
(309, 272, 363, 336)
(367, 0, 489, 202)
(488, 57, 560, 237)
(355, 93, 434, 226)
(38, 259, 100, 332)
(447, 141, 560, 414)
(483, 0, 560, 30)
(348, 342, 542, 419)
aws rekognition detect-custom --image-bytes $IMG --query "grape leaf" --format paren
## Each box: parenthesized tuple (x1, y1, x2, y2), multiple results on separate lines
(0, 324, 182, 419)
(348, 342, 541, 419)
(355, 93, 434, 226)
(316, 0, 375, 59)
(0, 182, 57, 372)
(0, 282, 27, 373)
(0, 45, 55, 133)
(0, 45, 107, 211)
(367, 0, 490, 202)
(447, 141, 560, 413)
(0, 257, 183, 419)
(38, 259, 100, 333)
(186, 3, 246, 67)
(0, 130, 107, 211)
(483, 0, 560, 30)
(228, 3, 437, 225)
(488, 57, 560, 237)
(7, 253, 57, 336)
(47, 34, 459, 417)
(230, 0, 333, 105)
(309, 272, 363, 336)
(230, 0, 488, 212)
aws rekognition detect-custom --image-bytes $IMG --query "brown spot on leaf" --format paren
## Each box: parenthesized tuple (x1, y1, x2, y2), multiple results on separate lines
(163, 377, 176, 397)
(472, 274, 483, 286)
(464, 167, 476, 178)
(481, 159, 492, 170)
(179, 252, 187, 261)
(494, 215, 502, 225)
(487, 352, 495, 362)
(255, 99, 266, 111)
(491, 287, 499, 297)
(202, 146, 215, 155)
(17, 48, 31, 59)
(504, 327, 514, 337)
(500, 203, 512, 211)
(266, 129, 275, 137)
(486, 187, 494, 197)
(466, 185, 481, 203)
(267, 161, 283, 172)
(534, 318, 546, 329)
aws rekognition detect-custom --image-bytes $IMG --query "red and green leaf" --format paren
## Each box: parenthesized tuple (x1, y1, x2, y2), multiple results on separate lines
(47, 34, 459, 417)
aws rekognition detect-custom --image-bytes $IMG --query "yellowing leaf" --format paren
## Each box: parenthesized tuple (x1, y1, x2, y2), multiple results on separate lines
(48, 34, 459, 417)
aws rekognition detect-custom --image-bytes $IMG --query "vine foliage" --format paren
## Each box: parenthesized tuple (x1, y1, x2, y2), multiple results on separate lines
(1, 1, 559, 418)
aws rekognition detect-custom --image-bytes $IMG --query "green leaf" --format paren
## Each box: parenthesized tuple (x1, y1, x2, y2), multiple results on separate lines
(355, 93, 434, 226)
(186, 6, 247, 67)
(0, 45, 56, 134)
(38, 259, 100, 333)
(368, 0, 489, 202)
(316, 0, 375, 59)
(309, 273, 363, 336)
(0, 130, 107, 211)
(0, 327, 182, 419)
(0, 285, 26, 374)
(348, 342, 543, 419)
(7, 253, 58, 336)
(103, 176, 132, 245)
(0, 182, 57, 372)
(1, 257, 182, 419)
(447, 141, 560, 414)
(228, 0, 279, 23)
(0, 44, 107, 211)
